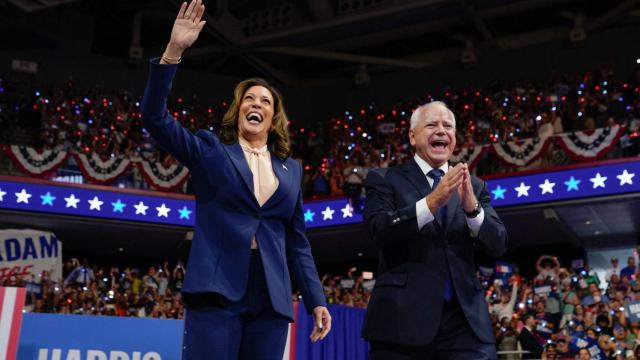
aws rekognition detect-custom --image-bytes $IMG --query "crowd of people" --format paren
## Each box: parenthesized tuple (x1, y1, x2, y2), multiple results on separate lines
(1, 61, 639, 198)
(490, 254, 640, 359)
(6, 258, 187, 319)
(9, 251, 640, 359)
(2, 256, 373, 320)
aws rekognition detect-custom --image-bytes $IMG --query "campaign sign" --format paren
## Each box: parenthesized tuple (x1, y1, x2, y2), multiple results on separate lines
(534, 285, 552, 296)
(495, 262, 512, 275)
(0, 229, 62, 283)
(362, 280, 376, 291)
(340, 279, 355, 289)
(627, 301, 640, 323)
(569, 335, 607, 360)
(18, 313, 183, 360)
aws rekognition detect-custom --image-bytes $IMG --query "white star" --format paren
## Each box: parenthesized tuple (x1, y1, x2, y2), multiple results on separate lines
(87, 196, 103, 211)
(514, 182, 531, 197)
(134, 201, 149, 215)
(64, 194, 80, 208)
(617, 169, 635, 186)
(0, 188, 6, 202)
(539, 179, 556, 195)
(341, 203, 353, 218)
(321, 206, 335, 220)
(156, 203, 171, 218)
(590, 173, 607, 189)
(15, 189, 32, 204)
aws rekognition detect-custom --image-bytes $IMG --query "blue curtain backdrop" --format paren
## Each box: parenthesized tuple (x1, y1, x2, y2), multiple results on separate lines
(295, 302, 369, 360)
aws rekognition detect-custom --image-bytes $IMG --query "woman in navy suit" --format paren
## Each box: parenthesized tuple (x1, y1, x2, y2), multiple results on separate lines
(140, 1, 331, 358)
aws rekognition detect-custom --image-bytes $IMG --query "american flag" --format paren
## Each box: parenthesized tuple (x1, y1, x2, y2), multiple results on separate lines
(0, 287, 26, 360)
(282, 301, 298, 360)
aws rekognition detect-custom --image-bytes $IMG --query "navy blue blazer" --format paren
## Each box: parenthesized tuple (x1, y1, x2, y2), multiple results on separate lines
(140, 59, 326, 320)
(362, 159, 508, 346)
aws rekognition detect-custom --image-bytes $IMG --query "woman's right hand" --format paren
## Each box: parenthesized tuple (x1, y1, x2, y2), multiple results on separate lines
(165, 0, 206, 57)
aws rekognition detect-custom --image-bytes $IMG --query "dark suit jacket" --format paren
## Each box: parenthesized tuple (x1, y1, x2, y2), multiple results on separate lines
(362, 159, 508, 346)
(140, 59, 326, 319)
(518, 328, 543, 359)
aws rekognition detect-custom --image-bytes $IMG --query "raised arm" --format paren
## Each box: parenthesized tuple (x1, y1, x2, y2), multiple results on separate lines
(140, 0, 209, 167)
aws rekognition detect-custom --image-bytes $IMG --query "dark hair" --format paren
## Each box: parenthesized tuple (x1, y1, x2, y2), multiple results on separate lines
(219, 78, 290, 159)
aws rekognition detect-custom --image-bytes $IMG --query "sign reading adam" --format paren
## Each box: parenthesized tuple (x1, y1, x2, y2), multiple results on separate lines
(0, 229, 62, 282)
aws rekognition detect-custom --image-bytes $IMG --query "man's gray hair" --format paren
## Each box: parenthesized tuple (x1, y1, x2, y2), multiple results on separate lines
(409, 101, 456, 129)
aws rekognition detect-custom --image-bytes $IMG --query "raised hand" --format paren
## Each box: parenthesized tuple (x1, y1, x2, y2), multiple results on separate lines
(164, 0, 206, 60)
(426, 163, 464, 213)
(456, 163, 478, 212)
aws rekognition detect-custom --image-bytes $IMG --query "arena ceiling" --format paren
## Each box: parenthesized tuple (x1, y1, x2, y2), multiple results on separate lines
(1, 0, 639, 85)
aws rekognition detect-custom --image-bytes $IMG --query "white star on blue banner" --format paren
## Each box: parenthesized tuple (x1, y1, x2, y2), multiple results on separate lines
(0, 160, 636, 229)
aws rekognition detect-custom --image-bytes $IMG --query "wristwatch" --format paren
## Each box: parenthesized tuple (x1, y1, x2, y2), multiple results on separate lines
(464, 202, 481, 218)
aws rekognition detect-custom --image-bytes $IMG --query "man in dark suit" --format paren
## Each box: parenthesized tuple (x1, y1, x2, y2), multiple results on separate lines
(518, 314, 543, 359)
(362, 101, 508, 359)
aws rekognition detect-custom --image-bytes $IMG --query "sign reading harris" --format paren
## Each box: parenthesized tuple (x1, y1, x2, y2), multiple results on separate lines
(0, 229, 62, 283)
(18, 313, 183, 360)
(627, 301, 640, 323)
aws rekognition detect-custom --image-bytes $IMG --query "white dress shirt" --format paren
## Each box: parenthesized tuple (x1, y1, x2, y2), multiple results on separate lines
(413, 154, 484, 237)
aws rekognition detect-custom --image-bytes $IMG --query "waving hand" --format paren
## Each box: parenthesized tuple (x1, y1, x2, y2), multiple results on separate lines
(163, 0, 206, 62)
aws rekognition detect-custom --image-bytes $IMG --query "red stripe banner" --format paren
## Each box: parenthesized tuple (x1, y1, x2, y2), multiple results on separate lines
(0, 287, 27, 360)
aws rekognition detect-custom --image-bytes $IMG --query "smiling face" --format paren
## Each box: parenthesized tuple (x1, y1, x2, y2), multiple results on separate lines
(409, 102, 456, 168)
(237, 85, 274, 145)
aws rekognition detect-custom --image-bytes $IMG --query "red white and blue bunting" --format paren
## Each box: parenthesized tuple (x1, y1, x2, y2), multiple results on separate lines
(556, 125, 624, 161)
(451, 145, 486, 170)
(491, 136, 551, 167)
(3, 145, 188, 191)
(5, 145, 68, 176)
(2, 126, 626, 191)
(74, 153, 130, 184)
(135, 160, 190, 192)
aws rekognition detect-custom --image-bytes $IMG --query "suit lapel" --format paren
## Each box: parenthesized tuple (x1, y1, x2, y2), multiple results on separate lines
(263, 154, 291, 207)
(222, 142, 256, 198)
(402, 159, 431, 198)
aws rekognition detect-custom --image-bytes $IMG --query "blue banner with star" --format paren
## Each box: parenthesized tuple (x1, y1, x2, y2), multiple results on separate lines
(0, 179, 362, 229)
(0, 180, 194, 227)
(0, 159, 637, 228)
(487, 160, 639, 206)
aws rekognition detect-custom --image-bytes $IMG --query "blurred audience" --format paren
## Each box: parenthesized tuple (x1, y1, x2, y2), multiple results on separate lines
(1, 61, 639, 197)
